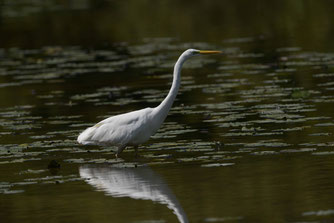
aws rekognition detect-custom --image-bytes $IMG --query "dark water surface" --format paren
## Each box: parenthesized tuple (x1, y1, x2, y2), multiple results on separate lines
(1, 1, 334, 223)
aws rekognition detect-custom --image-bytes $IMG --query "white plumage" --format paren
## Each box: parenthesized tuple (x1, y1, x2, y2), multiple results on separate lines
(78, 108, 156, 148)
(77, 49, 221, 157)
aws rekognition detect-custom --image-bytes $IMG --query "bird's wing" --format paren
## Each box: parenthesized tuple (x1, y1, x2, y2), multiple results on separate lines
(78, 108, 153, 146)
(96, 109, 142, 127)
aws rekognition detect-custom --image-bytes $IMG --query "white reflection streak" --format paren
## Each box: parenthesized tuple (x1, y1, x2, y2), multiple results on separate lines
(79, 165, 188, 223)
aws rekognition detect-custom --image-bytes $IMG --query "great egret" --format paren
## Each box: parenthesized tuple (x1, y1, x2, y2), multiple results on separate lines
(77, 49, 221, 157)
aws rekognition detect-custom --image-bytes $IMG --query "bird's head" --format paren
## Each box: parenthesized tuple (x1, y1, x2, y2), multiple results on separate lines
(182, 48, 222, 58)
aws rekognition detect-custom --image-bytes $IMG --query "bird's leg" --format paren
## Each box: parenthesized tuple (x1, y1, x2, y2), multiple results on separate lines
(134, 146, 139, 158)
(115, 146, 126, 159)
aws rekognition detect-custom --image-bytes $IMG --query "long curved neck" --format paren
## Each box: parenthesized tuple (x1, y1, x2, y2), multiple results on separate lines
(154, 54, 188, 119)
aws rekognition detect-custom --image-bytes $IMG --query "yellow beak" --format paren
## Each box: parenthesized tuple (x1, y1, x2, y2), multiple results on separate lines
(199, 50, 222, 54)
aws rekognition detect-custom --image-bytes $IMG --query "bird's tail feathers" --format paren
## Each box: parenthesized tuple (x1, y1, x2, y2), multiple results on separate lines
(77, 127, 96, 145)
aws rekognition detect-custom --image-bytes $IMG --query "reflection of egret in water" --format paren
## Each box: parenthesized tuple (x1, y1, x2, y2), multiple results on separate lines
(79, 165, 188, 223)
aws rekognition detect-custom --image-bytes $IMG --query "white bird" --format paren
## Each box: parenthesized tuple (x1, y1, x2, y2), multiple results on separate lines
(77, 49, 221, 157)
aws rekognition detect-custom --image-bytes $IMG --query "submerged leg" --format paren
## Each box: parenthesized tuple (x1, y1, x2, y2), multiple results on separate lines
(115, 146, 126, 159)
(134, 146, 139, 158)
